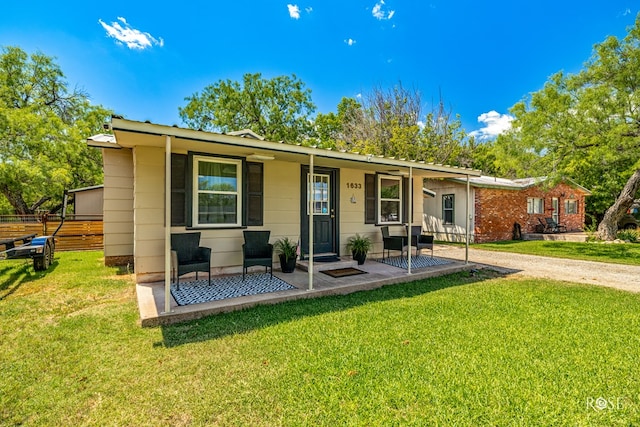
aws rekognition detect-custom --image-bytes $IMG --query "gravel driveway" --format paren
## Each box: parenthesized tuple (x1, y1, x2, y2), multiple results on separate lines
(435, 245, 640, 293)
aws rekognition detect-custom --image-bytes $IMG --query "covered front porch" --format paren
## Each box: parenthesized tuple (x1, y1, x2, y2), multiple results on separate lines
(137, 250, 478, 326)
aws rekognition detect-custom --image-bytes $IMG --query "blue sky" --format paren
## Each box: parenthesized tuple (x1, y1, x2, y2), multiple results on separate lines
(1, 1, 638, 139)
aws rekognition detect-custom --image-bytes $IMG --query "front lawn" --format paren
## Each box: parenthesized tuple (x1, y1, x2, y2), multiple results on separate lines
(1, 251, 639, 425)
(472, 240, 640, 265)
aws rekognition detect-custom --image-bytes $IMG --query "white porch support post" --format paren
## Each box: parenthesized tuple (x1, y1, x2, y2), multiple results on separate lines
(465, 174, 470, 264)
(407, 166, 413, 274)
(163, 135, 172, 314)
(308, 154, 314, 291)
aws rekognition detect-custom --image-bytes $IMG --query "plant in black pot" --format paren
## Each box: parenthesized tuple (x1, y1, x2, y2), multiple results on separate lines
(274, 237, 298, 273)
(346, 234, 372, 265)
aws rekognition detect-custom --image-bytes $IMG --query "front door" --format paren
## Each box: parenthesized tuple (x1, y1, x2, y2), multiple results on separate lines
(300, 167, 338, 257)
(552, 198, 559, 223)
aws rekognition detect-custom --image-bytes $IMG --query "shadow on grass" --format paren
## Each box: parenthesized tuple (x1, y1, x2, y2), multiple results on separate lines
(158, 269, 502, 347)
(0, 258, 59, 301)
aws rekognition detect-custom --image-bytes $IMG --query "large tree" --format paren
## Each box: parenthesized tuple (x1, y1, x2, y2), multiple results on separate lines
(488, 15, 640, 239)
(318, 85, 472, 165)
(0, 46, 110, 215)
(179, 73, 316, 143)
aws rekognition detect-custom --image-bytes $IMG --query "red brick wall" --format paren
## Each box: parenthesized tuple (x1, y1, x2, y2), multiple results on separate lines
(473, 183, 587, 243)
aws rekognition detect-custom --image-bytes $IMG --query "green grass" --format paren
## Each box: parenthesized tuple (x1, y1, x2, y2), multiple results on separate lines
(2, 251, 640, 425)
(472, 240, 640, 266)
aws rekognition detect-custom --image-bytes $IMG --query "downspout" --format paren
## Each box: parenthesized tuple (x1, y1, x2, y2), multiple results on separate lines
(308, 154, 314, 291)
(163, 135, 172, 314)
(407, 166, 413, 274)
(465, 174, 470, 265)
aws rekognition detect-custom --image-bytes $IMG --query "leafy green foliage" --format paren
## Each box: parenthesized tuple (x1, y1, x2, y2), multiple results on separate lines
(0, 46, 111, 215)
(331, 85, 475, 165)
(484, 15, 640, 227)
(617, 229, 639, 242)
(345, 233, 373, 255)
(179, 72, 316, 143)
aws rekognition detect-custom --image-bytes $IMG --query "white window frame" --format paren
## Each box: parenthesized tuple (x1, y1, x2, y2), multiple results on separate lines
(527, 197, 544, 214)
(565, 199, 578, 214)
(307, 173, 330, 215)
(378, 175, 402, 224)
(192, 155, 242, 227)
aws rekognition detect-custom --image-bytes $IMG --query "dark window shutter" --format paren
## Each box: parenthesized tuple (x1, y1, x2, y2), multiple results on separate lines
(402, 177, 410, 223)
(246, 162, 264, 226)
(365, 174, 376, 224)
(171, 154, 187, 226)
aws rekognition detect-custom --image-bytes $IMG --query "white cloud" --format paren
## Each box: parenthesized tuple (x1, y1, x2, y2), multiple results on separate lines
(344, 38, 356, 46)
(372, 1, 395, 20)
(98, 17, 163, 50)
(287, 4, 301, 19)
(468, 110, 514, 140)
(305, 6, 313, 13)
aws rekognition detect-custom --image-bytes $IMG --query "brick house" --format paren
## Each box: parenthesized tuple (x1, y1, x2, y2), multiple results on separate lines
(423, 176, 591, 243)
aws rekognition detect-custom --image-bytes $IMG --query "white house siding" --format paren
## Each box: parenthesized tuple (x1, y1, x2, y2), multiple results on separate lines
(102, 148, 134, 265)
(422, 179, 475, 243)
(132, 146, 166, 280)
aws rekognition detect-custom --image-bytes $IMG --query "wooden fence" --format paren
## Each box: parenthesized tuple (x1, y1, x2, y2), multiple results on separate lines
(0, 220, 103, 251)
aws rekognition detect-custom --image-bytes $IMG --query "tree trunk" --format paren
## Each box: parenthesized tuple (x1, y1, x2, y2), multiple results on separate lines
(0, 186, 33, 216)
(597, 168, 640, 240)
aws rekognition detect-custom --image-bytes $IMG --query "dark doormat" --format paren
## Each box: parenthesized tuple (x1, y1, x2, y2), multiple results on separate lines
(321, 267, 367, 278)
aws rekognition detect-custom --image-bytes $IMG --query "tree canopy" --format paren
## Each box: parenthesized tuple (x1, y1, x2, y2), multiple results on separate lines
(179, 73, 316, 143)
(314, 85, 474, 166)
(483, 14, 640, 239)
(0, 46, 110, 215)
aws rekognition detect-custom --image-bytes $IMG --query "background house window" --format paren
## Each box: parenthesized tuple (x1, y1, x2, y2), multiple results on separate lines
(442, 194, 455, 224)
(527, 197, 544, 214)
(378, 175, 402, 224)
(193, 156, 242, 226)
(564, 199, 578, 214)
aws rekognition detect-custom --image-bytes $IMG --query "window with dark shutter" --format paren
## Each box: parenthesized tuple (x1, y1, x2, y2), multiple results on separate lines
(365, 174, 376, 224)
(171, 154, 187, 226)
(246, 162, 264, 226)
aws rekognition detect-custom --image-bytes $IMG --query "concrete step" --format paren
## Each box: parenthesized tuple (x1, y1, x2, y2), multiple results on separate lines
(296, 257, 358, 273)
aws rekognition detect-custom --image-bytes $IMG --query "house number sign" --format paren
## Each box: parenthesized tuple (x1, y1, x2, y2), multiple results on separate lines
(346, 182, 362, 189)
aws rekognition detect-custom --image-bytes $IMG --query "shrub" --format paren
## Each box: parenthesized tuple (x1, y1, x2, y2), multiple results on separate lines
(616, 229, 639, 243)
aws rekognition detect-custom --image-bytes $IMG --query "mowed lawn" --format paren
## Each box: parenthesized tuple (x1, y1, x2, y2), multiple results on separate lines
(472, 240, 640, 266)
(1, 251, 639, 426)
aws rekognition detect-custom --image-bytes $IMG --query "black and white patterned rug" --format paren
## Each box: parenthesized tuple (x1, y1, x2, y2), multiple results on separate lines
(171, 273, 296, 306)
(377, 255, 452, 269)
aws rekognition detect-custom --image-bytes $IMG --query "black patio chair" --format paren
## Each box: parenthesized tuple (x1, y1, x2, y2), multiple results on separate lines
(381, 226, 406, 259)
(171, 232, 211, 290)
(409, 225, 434, 257)
(544, 217, 567, 233)
(242, 230, 273, 280)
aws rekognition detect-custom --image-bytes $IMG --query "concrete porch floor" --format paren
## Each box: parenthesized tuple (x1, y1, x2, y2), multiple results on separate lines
(136, 253, 478, 327)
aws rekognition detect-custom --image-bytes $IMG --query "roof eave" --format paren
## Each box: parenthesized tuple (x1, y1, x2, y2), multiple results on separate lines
(108, 117, 482, 178)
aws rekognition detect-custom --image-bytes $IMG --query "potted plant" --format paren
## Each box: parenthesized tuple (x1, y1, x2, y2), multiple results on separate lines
(274, 237, 298, 273)
(346, 234, 372, 265)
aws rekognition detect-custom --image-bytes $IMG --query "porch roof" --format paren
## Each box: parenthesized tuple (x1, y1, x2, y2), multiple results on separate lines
(89, 117, 482, 179)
